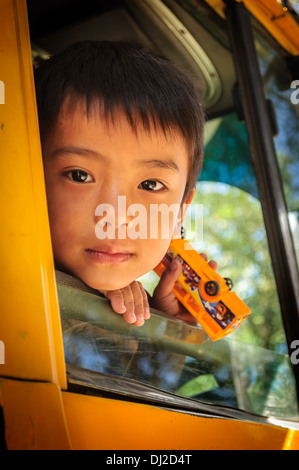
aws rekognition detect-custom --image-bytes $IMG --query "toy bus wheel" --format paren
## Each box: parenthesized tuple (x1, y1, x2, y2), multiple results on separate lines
(224, 277, 234, 290)
(204, 280, 220, 296)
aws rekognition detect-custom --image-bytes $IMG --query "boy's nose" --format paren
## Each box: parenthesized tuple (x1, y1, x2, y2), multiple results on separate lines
(94, 195, 136, 234)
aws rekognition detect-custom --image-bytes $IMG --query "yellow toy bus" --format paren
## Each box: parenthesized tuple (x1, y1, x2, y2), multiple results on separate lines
(154, 239, 251, 340)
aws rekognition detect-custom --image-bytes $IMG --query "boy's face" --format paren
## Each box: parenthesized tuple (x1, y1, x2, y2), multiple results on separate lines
(43, 99, 193, 290)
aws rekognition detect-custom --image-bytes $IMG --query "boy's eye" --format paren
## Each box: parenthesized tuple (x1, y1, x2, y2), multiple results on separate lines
(66, 170, 94, 183)
(139, 180, 166, 191)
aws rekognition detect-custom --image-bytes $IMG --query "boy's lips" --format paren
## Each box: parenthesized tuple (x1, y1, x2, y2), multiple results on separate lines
(85, 246, 133, 263)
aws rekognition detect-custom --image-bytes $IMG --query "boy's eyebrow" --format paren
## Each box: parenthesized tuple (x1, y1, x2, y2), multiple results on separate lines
(139, 159, 179, 172)
(49, 146, 106, 160)
(49, 147, 180, 172)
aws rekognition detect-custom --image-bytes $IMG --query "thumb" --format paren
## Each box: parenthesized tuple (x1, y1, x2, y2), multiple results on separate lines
(154, 258, 183, 299)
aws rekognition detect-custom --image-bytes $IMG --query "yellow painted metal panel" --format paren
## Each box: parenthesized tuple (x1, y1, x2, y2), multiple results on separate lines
(0, 0, 66, 386)
(282, 429, 299, 450)
(242, 0, 299, 55)
(0, 379, 71, 450)
(62, 391, 288, 450)
(205, 0, 299, 55)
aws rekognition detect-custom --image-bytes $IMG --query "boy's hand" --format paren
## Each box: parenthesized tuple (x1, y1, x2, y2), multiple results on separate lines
(151, 253, 218, 323)
(102, 281, 150, 327)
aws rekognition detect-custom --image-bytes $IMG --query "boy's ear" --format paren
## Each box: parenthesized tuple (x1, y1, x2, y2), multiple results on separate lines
(185, 187, 196, 206)
(179, 187, 195, 223)
(173, 188, 195, 239)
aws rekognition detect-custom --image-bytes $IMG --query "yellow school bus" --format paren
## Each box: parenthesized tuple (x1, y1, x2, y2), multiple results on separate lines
(1, 0, 299, 450)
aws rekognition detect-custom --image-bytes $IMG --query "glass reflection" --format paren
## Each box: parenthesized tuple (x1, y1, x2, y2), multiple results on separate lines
(62, 312, 298, 420)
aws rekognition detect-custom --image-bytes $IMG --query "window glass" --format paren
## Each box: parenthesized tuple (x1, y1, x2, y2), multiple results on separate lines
(190, 180, 285, 352)
(201, 113, 258, 198)
(289, 0, 299, 15)
(194, 112, 287, 353)
(254, 33, 299, 268)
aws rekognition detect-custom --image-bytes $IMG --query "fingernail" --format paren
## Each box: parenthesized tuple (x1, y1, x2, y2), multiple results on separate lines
(169, 259, 177, 270)
(144, 308, 151, 319)
(170, 258, 182, 270)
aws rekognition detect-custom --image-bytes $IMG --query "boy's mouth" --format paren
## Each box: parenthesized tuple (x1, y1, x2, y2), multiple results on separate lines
(85, 247, 133, 263)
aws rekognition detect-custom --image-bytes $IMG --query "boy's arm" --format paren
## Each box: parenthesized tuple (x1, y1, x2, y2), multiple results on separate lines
(151, 254, 218, 323)
(101, 281, 151, 327)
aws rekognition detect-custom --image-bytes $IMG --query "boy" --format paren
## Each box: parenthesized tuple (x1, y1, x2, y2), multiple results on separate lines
(35, 40, 216, 326)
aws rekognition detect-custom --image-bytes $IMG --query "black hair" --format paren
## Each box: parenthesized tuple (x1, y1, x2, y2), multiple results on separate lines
(34, 40, 205, 200)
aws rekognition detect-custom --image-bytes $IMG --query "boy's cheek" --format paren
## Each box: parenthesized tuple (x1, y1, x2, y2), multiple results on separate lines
(58, 243, 167, 291)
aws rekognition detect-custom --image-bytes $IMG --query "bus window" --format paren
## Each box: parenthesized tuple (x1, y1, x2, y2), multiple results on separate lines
(254, 32, 299, 269)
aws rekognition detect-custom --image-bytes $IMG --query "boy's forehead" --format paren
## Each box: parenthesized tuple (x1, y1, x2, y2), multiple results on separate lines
(46, 95, 190, 156)
(43, 96, 190, 166)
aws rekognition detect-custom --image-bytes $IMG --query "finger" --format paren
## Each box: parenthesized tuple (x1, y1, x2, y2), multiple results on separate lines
(200, 252, 218, 271)
(208, 259, 218, 271)
(102, 289, 126, 314)
(154, 258, 183, 300)
(140, 283, 151, 320)
(120, 285, 137, 324)
(130, 281, 150, 326)
(103, 287, 137, 324)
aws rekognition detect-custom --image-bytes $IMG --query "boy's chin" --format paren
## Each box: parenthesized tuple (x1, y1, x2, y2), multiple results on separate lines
(80, 273, 137, 292)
